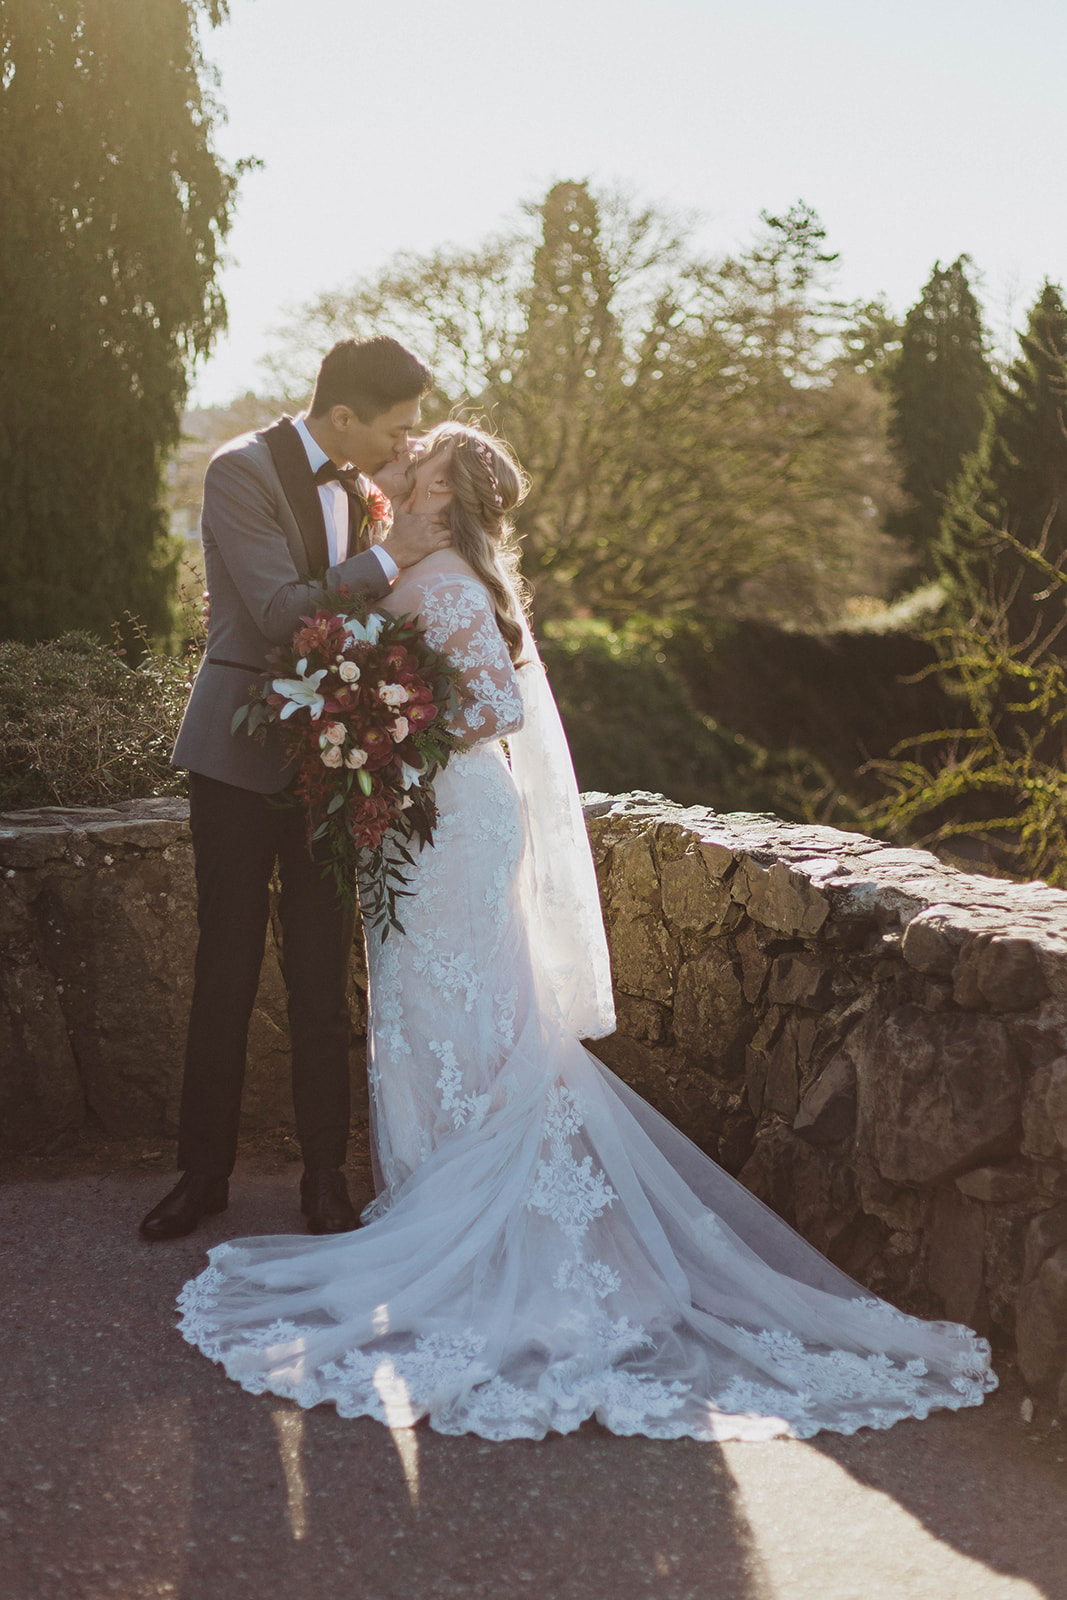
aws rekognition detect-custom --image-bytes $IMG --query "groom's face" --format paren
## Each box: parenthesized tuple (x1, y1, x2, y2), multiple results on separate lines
(338, 398, 422, 474)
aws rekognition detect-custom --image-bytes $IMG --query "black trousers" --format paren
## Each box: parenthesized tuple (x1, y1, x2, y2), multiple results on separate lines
(177, 772, 355, 1177)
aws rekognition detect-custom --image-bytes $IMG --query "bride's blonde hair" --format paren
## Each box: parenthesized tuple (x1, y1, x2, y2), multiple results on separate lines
(418, 422, 531, 664)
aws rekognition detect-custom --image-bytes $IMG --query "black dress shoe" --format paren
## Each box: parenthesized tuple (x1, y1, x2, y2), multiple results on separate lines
(300, 1168, 358, 1234)
(139, 1172, 229, 1241)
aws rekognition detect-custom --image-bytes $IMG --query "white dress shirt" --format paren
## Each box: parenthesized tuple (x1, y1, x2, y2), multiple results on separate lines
(293, 414, 398, 585)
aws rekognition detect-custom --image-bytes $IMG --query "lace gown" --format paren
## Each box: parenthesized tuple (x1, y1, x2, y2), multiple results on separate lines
(178, 556, 997, 1442)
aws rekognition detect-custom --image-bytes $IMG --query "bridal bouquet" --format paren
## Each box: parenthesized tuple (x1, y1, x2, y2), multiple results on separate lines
(232, 594, 463, 935)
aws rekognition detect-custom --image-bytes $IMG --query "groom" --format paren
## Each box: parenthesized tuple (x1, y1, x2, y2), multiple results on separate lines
(141, 336, 448, 1241)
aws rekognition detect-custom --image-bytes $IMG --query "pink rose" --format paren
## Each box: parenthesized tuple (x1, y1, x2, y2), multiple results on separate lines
(345, 748, 368, 769)
(323, 722, 347, 745)
(378, 682, 411, 707)
(391, 717, 410, 743)
(321, 746, 344, 768)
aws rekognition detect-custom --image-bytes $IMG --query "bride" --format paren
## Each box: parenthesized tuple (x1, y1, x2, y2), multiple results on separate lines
(178, 422, 996, 1442)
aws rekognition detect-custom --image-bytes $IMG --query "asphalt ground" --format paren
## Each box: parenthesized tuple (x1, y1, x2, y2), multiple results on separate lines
(2, 1131, 1066, 1600)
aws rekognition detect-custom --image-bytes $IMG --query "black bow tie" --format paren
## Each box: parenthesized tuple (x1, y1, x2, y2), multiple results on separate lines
(314, 460, 361, 493)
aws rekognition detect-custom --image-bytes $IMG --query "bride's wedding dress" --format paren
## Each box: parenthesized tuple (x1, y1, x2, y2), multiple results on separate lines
(178, 556, 996, 1442)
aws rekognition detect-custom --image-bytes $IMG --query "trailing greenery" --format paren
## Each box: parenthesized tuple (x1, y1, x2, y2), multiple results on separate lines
(868, 535, 1067, 883)
(0, 0, 241, 645)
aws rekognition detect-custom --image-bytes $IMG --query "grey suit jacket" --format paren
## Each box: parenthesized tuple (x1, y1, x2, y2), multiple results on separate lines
(172, 418, 392, 793)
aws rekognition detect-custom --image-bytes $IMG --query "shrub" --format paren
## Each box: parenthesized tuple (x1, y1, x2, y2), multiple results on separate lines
(0, 631, 195, 808)
(540, 618, 853, 824)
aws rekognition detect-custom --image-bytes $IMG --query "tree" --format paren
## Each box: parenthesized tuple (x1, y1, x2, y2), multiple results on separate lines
(886, 257, 993, 579)
(938, 281, 1067, 638)
(0, 0, 240, 643)
(872, 287, 1067, 881)
(268, 184, 901, 626)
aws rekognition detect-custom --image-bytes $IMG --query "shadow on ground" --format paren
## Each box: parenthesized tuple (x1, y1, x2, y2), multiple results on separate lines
(1, 1143, 1064, 1600)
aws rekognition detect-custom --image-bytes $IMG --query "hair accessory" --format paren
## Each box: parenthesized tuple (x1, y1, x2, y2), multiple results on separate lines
(471, 438, 504, 509)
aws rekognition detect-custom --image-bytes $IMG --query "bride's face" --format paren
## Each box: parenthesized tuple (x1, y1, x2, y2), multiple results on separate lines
(375, 441, 454, 514)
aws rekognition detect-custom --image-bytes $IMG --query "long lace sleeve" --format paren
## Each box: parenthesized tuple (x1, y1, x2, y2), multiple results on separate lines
(417, 576, 524, 745)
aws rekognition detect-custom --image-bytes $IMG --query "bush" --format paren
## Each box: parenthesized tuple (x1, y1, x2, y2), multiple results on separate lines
(0, 632, 195, 808)
(540, 618, 852, 823)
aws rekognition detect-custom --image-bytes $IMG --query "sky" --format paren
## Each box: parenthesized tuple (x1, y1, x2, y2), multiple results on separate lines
(190, 0, 1067, 406)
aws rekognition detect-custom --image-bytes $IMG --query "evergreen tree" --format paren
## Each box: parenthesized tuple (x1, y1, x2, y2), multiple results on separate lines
(886, 257, 993, 577)
(503, 181, 625, 608)
(939, 282, 1067, 638)
(0, 0, 239, 643)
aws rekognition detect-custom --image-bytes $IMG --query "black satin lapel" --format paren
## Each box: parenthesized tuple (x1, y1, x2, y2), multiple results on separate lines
(262, 417, 329, 576)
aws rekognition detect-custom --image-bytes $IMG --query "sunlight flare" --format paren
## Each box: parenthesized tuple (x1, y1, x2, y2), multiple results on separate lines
(272, 1408, 309, 1541)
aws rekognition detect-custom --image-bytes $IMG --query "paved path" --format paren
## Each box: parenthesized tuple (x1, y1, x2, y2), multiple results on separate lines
(2, 1148, 1066, 1600)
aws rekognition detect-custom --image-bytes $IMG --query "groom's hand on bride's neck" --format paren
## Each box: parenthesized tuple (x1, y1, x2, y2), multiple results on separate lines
(381, 509, 451, 569)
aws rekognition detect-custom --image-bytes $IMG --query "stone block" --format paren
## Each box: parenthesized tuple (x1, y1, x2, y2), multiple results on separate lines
(955, 1163, 1039, 1204)
(744, 1007, 784, 1117)
(81, 818, 190, 850)
(855, 1156, 928, 1232)
(1016, 1244, 1067, 1394)
(901, 907, 964, 976)
(660, 849, 737, 933)
(605, 915, 678, 1004)
(763, 1015, 801, 1120)
(0, 827, 70, 869)
(606, 831, 661, 922)
(1023, 1201, 1067, 1283)
(954, 934, 1049, 1013)
(766, 952, 834, 1010)
(673, 946, 749, 1078)
(853, 1005, 1022, 1186)
(925, 1185, 988, 1329)
(731, 858, 830, 937)
(735, 925, 769, 1005)
(0, 879, 33, 951)
(983, 1209, 1032, 1340)
(0, 961, 86, 1149)
(1021, 1056, 1067, 1163)
(612, 993, 668, 1045)
(794, 1055, 857, 1146)
(592, 1032, 724, 1158)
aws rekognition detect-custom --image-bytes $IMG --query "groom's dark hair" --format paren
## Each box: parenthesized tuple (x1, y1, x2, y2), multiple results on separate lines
(309, 336, 432, 422)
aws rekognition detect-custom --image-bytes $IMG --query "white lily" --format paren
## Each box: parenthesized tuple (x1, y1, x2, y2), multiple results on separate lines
(398, 759, 424, 791)
(272, 668, 328, 721)
(342, 612, 386, 647)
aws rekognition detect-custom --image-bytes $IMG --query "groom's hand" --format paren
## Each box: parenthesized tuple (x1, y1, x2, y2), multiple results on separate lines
(382, 510, 451, 570)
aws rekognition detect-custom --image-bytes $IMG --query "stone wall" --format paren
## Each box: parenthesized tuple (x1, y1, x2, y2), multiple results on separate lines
(0, 800, 369, 1154)
(3, 792, 1067, 1412)
(583, 793, 1067, 1416)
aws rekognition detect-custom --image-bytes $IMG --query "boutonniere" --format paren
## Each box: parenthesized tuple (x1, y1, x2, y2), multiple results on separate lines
(354, 475, 393, 546)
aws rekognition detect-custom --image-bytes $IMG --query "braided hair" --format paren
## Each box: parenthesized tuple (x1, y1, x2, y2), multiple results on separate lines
(419, 422, 531, 664)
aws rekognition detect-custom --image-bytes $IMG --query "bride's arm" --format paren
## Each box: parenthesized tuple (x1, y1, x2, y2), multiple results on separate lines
(411, 574, 524, 746)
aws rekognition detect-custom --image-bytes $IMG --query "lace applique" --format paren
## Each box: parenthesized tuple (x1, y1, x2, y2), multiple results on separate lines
(411, 577, 524, 745)
(526, 1086, 617, 1246)
(432, 1038, 491, 1132)
(553, 1257, 622, 1300)
(463, 670, 524, 733)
